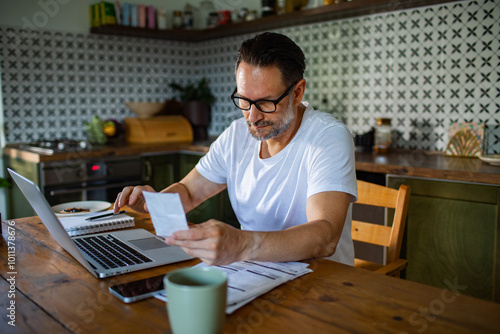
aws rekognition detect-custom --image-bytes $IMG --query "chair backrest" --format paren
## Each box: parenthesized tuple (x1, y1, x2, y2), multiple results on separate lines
(352, 180, 411, 264)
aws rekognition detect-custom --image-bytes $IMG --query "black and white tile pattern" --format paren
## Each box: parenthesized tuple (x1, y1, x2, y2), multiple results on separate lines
(1, 0, 499, 153)
(1, 28, 195, 142)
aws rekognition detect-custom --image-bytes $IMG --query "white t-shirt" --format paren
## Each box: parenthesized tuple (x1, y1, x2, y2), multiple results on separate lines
(196, 102, 358, 265)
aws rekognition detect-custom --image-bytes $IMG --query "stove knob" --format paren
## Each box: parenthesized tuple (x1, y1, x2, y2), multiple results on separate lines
(57, 142, 65, 150)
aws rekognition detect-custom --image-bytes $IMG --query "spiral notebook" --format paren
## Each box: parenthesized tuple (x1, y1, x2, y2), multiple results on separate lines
(59, 210, 135, 236)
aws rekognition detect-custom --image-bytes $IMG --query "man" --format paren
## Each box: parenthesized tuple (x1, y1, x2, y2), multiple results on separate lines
(114, 32, 357, 266)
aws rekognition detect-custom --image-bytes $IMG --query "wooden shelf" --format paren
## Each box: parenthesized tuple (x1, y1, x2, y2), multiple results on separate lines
(90, 0, 456, 42)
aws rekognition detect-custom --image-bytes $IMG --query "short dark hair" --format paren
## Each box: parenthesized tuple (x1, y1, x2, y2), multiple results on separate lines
(235, 32, 306, 87)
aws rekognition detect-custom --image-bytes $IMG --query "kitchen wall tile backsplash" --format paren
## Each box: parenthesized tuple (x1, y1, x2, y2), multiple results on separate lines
(1, 0, 499, 153)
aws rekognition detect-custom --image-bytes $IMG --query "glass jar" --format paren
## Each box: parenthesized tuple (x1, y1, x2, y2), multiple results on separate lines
(208, 12, 219, 27)
(184, 10, 193, 29)
(374, 118, 392, 153)
(173, 11, 183, 29)
(245, 10, 257, 21)
(199, 1, 216, 29)
(157, 7, 167, 30)
(261, 0, 276, 17)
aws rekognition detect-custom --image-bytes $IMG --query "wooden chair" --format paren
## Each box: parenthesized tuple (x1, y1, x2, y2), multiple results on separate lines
(352, 180, 411, 276)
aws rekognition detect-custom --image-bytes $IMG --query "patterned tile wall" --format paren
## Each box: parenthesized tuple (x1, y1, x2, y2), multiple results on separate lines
(1, 0, 499, 153)
(0, 28, 196, 142)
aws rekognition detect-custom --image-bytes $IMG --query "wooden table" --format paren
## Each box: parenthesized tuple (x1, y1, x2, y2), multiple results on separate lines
(1, 212, 500, 333)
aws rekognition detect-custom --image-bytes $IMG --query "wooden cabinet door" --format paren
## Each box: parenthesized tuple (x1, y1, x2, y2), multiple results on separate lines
(388, 176, 499, 302)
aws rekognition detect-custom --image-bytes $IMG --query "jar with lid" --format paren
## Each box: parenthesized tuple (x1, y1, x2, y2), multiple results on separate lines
(173, 11, 183, 29)
(374, 118, 392, 153)
(157, 7, 167, 30)
(208, 12, 219, 27)
(245, 10, 257, 21)
(199, 1, 216, 29)
(184, 10, 193, 29)
(261, 0, 276, 17)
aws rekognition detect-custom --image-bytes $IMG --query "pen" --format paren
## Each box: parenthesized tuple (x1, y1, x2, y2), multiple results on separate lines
(85, 210, 127, 221)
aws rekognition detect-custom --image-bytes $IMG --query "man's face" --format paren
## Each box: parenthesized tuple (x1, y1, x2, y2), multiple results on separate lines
(235, 62, 296, 141)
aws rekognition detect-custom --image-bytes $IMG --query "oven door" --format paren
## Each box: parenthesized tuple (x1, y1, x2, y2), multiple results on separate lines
(44, 178, 142, 206)
(42, 157, 143, 206)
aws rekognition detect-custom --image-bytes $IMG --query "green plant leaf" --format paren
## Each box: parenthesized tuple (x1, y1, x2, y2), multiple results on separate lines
(169, 78, 215, 106)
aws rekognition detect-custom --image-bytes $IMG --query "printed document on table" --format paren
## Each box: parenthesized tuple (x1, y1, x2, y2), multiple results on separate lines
(155, 261, 313, 314)
(143, 192, 188, 237)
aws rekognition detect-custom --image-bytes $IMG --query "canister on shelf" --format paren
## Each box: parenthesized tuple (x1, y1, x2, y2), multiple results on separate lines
(184, 10, 193, 29)
(173, 10, 183, 29)
(261, 0, 276, 17)
(157, 7, 167, 29)
(374, 118, 392, 153)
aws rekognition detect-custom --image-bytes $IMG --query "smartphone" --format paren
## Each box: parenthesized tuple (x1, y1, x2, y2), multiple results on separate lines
(109, 274, 165, 303)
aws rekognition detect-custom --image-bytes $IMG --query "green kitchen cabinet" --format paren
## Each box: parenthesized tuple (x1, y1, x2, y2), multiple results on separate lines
(142, 152, 238, 228)
(3, 155, 39, 218)
(387, 176, 500, 302)
(142, 153, 179, 191)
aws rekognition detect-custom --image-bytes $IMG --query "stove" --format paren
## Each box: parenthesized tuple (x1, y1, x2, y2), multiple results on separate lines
(6, 139, 143, 219)
(20, 139, 91, 155)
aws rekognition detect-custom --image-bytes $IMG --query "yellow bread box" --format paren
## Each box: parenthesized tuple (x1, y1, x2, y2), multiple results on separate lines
(125, 115, 193, 144)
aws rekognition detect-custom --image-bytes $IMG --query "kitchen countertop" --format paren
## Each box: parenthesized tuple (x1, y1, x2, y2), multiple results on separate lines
(3, 143, 499, 186)
(2, 142, 210, 163)
(355, 149, 500, 186)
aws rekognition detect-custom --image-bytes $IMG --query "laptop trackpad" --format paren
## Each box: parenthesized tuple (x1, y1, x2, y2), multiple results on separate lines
(129, 237, 171, 251)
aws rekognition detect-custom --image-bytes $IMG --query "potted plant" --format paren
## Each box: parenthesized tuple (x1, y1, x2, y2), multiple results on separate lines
(169, 78, 215, 141)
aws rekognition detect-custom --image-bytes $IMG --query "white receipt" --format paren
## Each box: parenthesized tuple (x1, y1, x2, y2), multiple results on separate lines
(143, 192, 188, 237)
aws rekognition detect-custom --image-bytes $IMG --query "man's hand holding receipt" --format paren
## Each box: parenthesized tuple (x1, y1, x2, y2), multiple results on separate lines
(143, 192, 189, 237)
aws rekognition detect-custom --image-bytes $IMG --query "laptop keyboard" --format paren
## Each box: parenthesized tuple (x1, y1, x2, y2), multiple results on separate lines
(74, 234, 153, 270)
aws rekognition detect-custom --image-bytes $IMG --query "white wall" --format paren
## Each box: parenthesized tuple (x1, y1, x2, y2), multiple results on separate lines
(0, 0, 262, 33)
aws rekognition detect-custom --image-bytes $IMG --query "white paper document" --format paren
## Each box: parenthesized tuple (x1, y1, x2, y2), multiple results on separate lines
(143, 192, 188, 237)
(156, 261, 313, 314)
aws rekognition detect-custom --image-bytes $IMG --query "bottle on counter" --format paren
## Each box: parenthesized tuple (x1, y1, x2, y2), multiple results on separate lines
(374, 118, 392, 153)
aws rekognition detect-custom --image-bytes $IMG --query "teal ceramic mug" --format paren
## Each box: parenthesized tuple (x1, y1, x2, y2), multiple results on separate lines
(164, 267, 227, 334)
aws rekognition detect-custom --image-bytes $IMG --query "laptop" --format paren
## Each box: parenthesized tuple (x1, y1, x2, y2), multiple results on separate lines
(8, 168, 193, 278)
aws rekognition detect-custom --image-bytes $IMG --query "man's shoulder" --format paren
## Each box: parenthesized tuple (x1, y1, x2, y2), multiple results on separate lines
(302, 107, 349, 136)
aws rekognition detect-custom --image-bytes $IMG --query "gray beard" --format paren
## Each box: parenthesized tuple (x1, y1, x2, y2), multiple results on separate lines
(247, 100, 295, 141)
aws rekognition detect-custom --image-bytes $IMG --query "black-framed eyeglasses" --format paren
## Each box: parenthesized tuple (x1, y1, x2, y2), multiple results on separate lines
(231, 81, 298, 113)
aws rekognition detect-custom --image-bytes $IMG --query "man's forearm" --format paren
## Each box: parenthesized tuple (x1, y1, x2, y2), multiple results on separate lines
(242, 219, 341, 263)
(160, 182, 197, 213)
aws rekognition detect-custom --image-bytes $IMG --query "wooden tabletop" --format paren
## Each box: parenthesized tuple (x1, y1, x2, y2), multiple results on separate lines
(1, 212, 500, 333)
